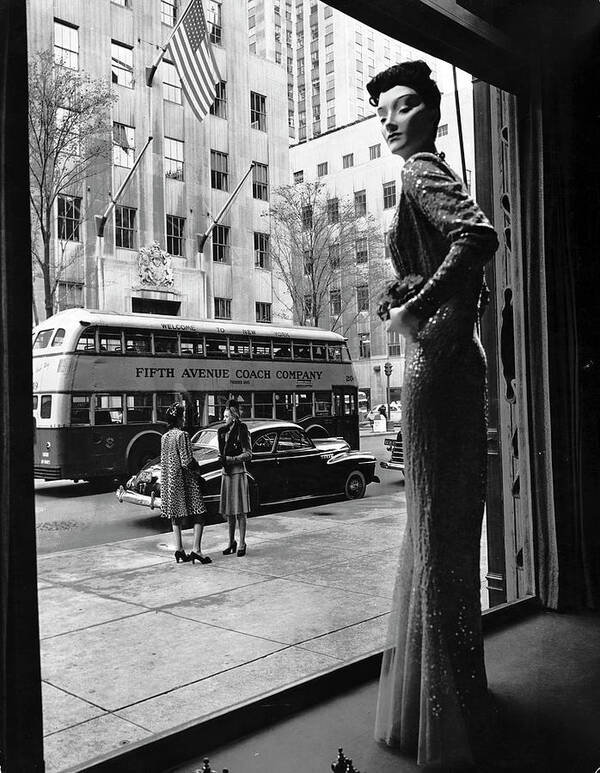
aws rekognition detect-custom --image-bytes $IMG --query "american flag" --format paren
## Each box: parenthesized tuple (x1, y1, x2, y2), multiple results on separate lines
(167, 0, 221, 122)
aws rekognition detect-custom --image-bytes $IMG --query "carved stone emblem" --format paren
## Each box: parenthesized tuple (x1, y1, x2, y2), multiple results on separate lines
(138, 241, 174, 287)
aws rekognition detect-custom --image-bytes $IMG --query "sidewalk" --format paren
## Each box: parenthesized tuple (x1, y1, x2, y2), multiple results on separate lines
(37, 490, 488, 772)
(37, 493, 406, 772)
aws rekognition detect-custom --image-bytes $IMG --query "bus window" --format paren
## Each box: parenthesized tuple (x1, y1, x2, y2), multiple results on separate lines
(293, 340, 312, 360)
(342, 344, 352, 362)
(181, 336, 204, 356)
(33, 329, 53, 350)
(254, 391, 274, 418)
(125, 331, 151, 353)
(94, 394, 123, 424)
(33, 395, 38, 411)
(229, 338, 251, 358)
(157, 392, 181, 422)
(71, 395, 91, 425)
(206, 337, 228, 358)
(51, 328, 66, 347)
(154, 335, 178, 355)
(206, 393, 229, 423)
(296, 392, 314, 420)
(252, 338, 272, 359)
(40, 395, 52, 418)
(273, 340, 291, 359)
(77, 328, 96, 351)
(231, 392, 252, 418)
(312, 343, 327, 361)
(99, 331, 122, 352)
(275, 392, 294, 420)
(328, 344, 342, 362)
(315, 391, 332, 416)
(126, 393, 153, 423)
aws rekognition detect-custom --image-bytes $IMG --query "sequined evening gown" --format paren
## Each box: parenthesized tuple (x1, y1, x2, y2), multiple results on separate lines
(374, 153, 499, 768)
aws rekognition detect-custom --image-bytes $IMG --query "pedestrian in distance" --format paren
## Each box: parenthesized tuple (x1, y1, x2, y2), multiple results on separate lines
(160, 403, 211, 565)
(218, 399, 252, 557)
(369, 60, 499, 768)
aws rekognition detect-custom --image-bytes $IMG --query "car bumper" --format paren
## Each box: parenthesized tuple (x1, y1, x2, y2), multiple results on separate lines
(380, 460, 405, 471)
(116, 486, 161, 510)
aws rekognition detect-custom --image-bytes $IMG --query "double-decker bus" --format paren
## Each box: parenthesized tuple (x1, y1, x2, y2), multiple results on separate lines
(32, 309, 359, 482)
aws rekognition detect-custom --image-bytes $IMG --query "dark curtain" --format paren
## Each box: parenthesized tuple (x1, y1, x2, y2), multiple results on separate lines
(0, 0, 45, 770)
(525, 10, 600, 610)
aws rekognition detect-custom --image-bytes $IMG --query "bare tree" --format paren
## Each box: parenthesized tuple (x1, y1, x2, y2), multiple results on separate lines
(265, 180, 391, 334)
(28, 50, 116, 319)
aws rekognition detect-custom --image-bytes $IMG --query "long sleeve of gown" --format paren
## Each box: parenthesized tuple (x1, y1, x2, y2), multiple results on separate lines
(401, 155, 498, 322)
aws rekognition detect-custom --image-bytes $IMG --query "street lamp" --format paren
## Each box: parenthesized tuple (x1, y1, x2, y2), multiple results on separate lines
(384, 360, 393, 426)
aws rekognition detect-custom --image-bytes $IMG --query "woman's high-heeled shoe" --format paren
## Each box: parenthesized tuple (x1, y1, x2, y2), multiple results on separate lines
(174, 550, 189, 563)
(237, 544, 247, 557)
(222, 541, 237, 555)
(190, 551, 212, 565)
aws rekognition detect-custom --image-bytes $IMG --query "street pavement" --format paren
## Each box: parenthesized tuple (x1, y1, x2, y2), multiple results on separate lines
(35, 428, 489, 772)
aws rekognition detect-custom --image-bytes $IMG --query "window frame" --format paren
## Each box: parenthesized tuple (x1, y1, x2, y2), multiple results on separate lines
(57, 194, 81, 242)
(214, 296, 232, 320)
(113, 122, 135, 169)
(54, 19, 78, 70)
(111, 40, 134, 88)
(252, 162, 269, 201)
(212, 224, 230, 263)
(255, 301, 272, 323)
(250, 91, 267, 131)
(254, 232, 270, 269)
(115, 205, 136, 249)
(166, 214, 185, 257)
(164, 137, 184, 181)
(211, 149, 229, 191)
(210, 81, 228, 119)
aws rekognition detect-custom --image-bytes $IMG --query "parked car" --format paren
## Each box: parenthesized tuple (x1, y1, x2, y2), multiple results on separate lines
(358, 391, 369, 422)
(367, 402, 402, 424)
(380, 429, 405, 476)
(116, 420, 380, 518)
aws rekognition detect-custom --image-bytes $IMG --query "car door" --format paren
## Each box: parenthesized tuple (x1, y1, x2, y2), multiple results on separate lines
(247, 430, 278, 503)
(274, 428, 323, 500)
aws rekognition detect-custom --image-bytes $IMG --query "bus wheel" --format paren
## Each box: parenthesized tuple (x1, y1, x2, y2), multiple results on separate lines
(128, 440, 160, 475)
(344, 470, 366, 500)
(306, 424, 328, 439)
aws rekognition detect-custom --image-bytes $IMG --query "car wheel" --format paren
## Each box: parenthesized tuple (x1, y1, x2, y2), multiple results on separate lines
(128, 442, 159, 476)
(344, 470, 366, 500)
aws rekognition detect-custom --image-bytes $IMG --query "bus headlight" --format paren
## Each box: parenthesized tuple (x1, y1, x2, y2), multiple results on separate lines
(46, 441, 51, 450)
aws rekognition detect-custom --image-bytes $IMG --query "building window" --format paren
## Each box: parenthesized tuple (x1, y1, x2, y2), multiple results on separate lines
(166, 214, 185, 256)
(207, 1, 222, 45)
(369, 143, 381, 160)
(327, 198, 339, 223)
(210, 81, 227, 118)
(54, 20, 78, 69)
(356, 236, 368, 264)
(212, 224, 230, 263)
(252, 162, 269, 200)
(214, 297, 232, 319)
(57, 195, 81, 242)
(293, 170, 304, 184)
(304, 294, 313, 317)
(317, 161, 328, 177)
(388, 329, 404, 356)
(254, 232, 270, 269)
(329, 287, 341, 316)
(56, 281, 84, 311)
(113, 123, 135, 168)
(342, 152, 354, 169)
(111, 41, 134, 87)
(324, 5, 333, 18)
(163, 60, 182, 103)
(354, 189, 367, 217)
(164, 137, 184, 180)
(115, 205, 136, 249)
(383, 180, 397, 209)
(112, 0, 129, 6)
(250, 91, 267, 131)
(437, 123, 448, 138)
(359, 332, 370, 358)
(356, 283, 369, 311)
(329, 243, 340, 269)
(302, 205, 313, 229)
(56, 108, 79, 156)
(256, 301, 272, 323)
(211, 150, 229, 191)
(161, 0, 178, 26)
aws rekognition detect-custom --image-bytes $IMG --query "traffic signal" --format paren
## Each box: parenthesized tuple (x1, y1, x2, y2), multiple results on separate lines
(384, 361, 393, 376)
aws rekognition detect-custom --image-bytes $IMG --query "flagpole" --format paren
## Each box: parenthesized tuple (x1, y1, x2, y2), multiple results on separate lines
(146, 0, 198, 86)
(95, 136, 154, 308)
(196, 162, 256, 253)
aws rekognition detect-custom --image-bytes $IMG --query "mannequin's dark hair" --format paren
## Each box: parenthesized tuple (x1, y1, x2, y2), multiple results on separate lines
(225, 398, 240, 419)
(165, 402, 184, 427)
(366, 60, 441, 111)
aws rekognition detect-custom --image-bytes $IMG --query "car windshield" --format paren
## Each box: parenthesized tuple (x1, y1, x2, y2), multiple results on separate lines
(191, 429, 219, 449)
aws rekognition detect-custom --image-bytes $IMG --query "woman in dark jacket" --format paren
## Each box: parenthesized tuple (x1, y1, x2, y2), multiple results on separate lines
(218, 399, 252, 557)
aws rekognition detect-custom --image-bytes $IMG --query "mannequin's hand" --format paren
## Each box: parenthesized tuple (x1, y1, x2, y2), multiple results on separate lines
(387, 305, 420, 341)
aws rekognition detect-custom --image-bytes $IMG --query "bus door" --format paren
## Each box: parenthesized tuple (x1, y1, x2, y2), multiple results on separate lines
(332, 386, 359, 450)
(92, 394, 125, 474)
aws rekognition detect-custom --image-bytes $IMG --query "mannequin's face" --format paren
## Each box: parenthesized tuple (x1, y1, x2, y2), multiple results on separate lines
(376, 85, 437, 161)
